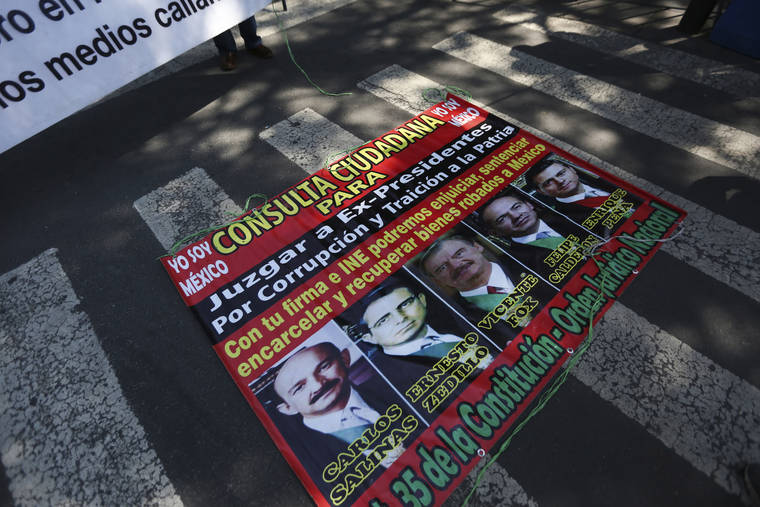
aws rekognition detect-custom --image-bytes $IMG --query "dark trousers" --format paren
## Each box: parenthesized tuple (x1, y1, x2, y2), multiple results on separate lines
(213, 16, 262, 53)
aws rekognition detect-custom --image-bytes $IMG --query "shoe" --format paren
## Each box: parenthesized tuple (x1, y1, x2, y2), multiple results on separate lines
(219, 52, 236, 71)
(746, 464, 760, 506)
(248, 44, 273, 59)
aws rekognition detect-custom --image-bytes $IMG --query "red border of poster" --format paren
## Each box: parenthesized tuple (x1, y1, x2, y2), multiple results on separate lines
(161, 95, 685, 506)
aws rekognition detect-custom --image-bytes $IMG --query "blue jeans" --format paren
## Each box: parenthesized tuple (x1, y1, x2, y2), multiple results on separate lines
(213, 15, 262, 53)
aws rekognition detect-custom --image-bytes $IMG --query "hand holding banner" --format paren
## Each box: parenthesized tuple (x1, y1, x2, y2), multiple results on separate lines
(0, 0, 268, 153)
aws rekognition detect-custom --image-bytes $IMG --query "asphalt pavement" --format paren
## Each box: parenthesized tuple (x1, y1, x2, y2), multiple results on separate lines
(1, 0, 759, 505)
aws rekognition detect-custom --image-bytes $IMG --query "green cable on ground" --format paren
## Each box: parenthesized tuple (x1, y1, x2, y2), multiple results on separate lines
(462, 252, 610, 507)
(242, 193, 268, 212)
(161, 193, 269, 259)
(463, 221, 685, 503)
(322, 143, 367, 173)
(271, 5, 351, 97)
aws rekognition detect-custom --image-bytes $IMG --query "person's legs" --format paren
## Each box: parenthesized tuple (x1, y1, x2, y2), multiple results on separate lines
(237, 16, 262, 50)
(213, 28, 237, 70)
(213, 29, 237, 53)
(239, 15, 273, 58)
(212, 16, 270, 69)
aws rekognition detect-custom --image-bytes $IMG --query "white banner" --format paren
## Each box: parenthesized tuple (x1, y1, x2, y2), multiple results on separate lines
(0, 0, 269, 153)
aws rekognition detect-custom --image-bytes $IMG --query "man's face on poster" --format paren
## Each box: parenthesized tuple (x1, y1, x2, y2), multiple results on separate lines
(274, 343, 351, 419)
(481, 196, 540, 238)
(423, 239, 492, 292)
(362, 288, 428, 347)
(533, 162, 581, 198)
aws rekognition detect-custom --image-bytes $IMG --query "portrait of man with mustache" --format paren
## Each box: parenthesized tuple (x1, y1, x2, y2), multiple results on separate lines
(273, 341, 392, 446)
(418, 232, 557, 347)
(251, 325, 409, 496)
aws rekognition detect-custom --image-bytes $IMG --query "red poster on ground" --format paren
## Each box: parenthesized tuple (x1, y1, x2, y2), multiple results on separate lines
(162, 95, 685, 506)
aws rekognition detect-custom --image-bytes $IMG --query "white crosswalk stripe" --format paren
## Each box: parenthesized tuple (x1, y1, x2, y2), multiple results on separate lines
(356, 65, 760, 499)
(133, 167, 242, 251)
(357, 65, 760, 306)
(444, 454, 538, 507)
(260, 108, 364, 174)
(587, 305, 760, 500)
(493, 6, 760, 98)
(0, 249, 182, 506)
(433, 32, 760, 175)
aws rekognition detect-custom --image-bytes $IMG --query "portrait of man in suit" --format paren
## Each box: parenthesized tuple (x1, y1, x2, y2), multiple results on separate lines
(417, 232, 557, 346)
(420, 234, 517, 311)
(527, 157, 612, 205)
(273, 342, 379, 443)
(524, 156, 642, 235)
(343, 275, 493, 403)
(358, 278, 464, 360)
(251, 324, 409, 496)
(477, 188, 592, 284)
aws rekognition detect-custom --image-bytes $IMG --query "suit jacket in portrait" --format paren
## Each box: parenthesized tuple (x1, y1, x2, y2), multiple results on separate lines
(444, 256, 559, 348)
(359, 340, 451, 390)
(266, 367, 404, 501)
(490, 213, 591, 284)
(538, 175, 644, 236)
